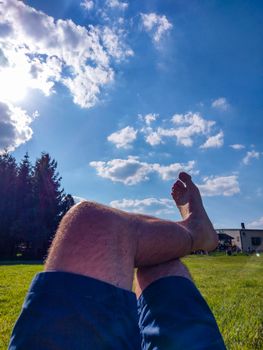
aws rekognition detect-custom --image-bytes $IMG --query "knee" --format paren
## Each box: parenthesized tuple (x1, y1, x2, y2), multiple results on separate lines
(57, 200, 137, 249)
(58, 201, 113, 239)
(46, 201, 120, 267)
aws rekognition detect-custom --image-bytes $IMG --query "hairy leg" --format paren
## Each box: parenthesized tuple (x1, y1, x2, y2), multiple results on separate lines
(45, 201, 137, 290)
(134, 172, 218, 265)
(45, 172, 218, 288)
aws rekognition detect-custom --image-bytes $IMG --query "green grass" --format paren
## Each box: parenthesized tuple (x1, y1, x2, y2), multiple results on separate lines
(183, 255, 263, 350)
(0, 255, 262, 349)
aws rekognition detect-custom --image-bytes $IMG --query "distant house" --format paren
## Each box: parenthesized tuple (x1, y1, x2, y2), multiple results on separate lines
(216, 223, 263, 252)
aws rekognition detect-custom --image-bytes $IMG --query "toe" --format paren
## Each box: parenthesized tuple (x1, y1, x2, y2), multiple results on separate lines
(171, 180, 187, 200)
(179, 172, 192, 184)
(172, 179, 185, 191)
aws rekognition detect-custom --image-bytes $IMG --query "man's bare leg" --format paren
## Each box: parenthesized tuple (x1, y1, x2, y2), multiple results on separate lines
(135, 259, 192, 297)
(134, 172, 218, 265)
(170, 172, 218, 252)
(45, 201, 137, 290)
(45, 172, 218, 289)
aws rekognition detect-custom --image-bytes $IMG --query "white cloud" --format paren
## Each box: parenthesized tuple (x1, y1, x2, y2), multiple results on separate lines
(110, 111, 223, 150)
(90, 156, 152, 185)
(143, 113, 158, 125)
(101, 26, 133, 61)
(197, 175, 240, 197)
(142, 112, 216, 147)
(0, 0, 132, 108)
(107, 126, 137, 148)
(141, 13, 172, 43)
(80, 0, 94, 11)
(247, 216, 263, 229)
(230, 144, 245, 150)
(106, 0, 128, 10)
(144, 129, 163, 146)
(90, 156, 197, 185)
(0, 100, 36, 153)
(153, 160, 198, 180)
(110, 197, 175, 216)
(242, 150, 260, 165)
(200, 131, 224, 149)
(211, 97, 229, 111)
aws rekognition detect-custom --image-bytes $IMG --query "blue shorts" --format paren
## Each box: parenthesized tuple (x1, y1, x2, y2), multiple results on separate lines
(8, 272, 226, 349)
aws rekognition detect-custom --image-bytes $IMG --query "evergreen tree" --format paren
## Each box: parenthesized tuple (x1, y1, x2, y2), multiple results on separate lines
(0, 151, 74, 259)
(61, 194, 75, 214)
(0, 151, 17, 258)
(32, 153, 72, 258)
(14, 153, 35, 257)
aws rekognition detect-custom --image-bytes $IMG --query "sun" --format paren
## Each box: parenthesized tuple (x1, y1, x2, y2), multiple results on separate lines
(0, 67, 29, 103)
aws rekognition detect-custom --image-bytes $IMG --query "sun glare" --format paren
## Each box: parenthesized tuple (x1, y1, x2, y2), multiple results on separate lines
(0, 68, 29, 103)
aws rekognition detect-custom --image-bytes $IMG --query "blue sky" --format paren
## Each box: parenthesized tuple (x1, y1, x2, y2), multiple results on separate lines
(0, 0, 263, 228)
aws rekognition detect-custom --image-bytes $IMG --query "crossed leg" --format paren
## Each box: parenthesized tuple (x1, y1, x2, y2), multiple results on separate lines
(134, 173, 225, 349)
(45, 172, 218, 290)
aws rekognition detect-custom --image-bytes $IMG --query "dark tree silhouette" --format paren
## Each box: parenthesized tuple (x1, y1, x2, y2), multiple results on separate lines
(14, 153, 35, 257)
(32, 152, 71, 258)
(0, 152, 17, 258)
(0, 151, 74, 260)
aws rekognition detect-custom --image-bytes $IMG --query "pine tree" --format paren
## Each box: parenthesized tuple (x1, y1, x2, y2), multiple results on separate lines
(32, 153, 72, 258)
(14, 153, 35, 257)
(61, 194, 75, 214)
(0, 151, 74, 259)
(0, 151, 17, 258)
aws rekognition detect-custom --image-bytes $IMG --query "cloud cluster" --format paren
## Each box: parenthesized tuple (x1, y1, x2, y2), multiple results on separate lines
(197, 175, 240, 196)
(0, 0, 132, 108)
(141, 13, 172, 43)
(150, 112, 223, 148)
(108, 112, 223, 149)
(110, 197, 175, 216)
(0, 100, 36, 153)
(90, 156, 197, 185)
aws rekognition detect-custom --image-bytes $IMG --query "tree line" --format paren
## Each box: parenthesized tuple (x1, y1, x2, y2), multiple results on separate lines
(0, 151, 74, 260)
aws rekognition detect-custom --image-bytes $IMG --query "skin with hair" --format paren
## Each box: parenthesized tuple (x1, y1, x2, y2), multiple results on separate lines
(45, 172, 218, 291)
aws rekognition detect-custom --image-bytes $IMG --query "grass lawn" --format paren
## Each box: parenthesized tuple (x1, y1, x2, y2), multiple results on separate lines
(0, 255, 262, 349)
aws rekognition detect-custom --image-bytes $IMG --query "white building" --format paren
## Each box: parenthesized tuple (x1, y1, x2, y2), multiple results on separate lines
(216, 223, 263, 252)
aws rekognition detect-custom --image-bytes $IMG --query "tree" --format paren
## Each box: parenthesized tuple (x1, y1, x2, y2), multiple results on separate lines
(13, 153, 35, 257)
(0, 151, 74, 260)
(0, 151, 17, 258)
(32, 153, 72, 258)
(61, 194, 75, 214)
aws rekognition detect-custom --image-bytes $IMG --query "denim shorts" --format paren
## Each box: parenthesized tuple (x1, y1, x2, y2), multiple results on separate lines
(8, 272, 226, 349)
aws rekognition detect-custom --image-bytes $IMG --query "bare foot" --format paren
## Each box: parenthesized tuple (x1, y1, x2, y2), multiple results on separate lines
(171, 172, 218, 252)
